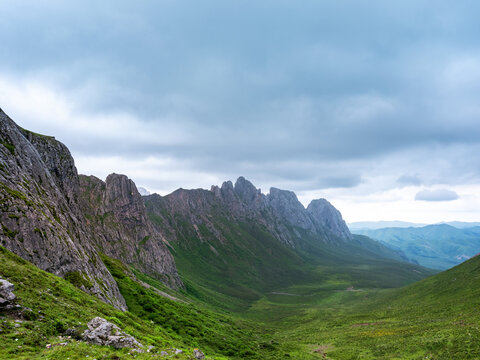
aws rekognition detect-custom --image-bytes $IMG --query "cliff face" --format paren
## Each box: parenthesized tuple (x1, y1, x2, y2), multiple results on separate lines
(307, 199, 352, 242)
(79, 174, 182, 289)
(0, 109, 126, 310)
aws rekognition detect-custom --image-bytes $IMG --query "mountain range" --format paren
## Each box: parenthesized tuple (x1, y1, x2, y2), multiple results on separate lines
(2, 108, 479, 359)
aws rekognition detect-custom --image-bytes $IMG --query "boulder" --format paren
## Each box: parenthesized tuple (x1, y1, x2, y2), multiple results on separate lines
(82, 317, 142, 349)
(193, 348, 205, 359)
(0, 279, 16, 306)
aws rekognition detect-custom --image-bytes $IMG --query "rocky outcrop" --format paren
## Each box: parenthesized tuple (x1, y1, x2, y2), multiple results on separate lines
(0, 278, 16, 307)
(266, 188, 316, 233)
(234, 176, 266, 209)
(307, 199, 352, 241)
(0, 109, 126, 310)
(79, 174, 182, 289)
(82, 317, 142, 349)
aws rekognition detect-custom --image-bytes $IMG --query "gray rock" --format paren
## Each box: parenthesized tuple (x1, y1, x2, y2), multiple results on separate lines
(0, 279, 16, 306)
(78, 174, 182, 289)
(193, 348, 205, 359)
(82, 317, 142, 349)
(307, 199, 352, 241)
(0, 110, 126, 310)
(267, 187, 315, 232)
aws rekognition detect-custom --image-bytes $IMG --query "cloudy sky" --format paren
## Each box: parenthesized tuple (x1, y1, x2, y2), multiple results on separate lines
(1, 1, 480, 223)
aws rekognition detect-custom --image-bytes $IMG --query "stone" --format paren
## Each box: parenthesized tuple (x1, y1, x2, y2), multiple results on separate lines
(82, 317, 142, 349)
(0, 279, 16, 306)
(193, 348, 205, 359)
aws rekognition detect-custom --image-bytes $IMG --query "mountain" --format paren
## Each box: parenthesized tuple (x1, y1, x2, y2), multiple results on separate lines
(144, 177, 432, 309)
(353, 224, 480, 269)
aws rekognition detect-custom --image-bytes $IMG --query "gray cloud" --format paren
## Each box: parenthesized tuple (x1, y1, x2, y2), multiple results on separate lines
(1, 1, 480, 199)
(397, 174, 423, 187)
(415, 189, 459, 202)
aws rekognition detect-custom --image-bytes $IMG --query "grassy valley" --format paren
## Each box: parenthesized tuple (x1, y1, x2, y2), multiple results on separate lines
(245, 253, 480, 359)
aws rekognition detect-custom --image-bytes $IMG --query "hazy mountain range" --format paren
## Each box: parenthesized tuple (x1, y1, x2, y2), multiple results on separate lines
(349, 220, 480, 230)
(353, 224, 480, 269)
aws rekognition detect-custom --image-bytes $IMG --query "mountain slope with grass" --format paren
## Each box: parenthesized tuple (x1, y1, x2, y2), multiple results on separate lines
(144, 180, 434, 311)
(252, 252, 480, 359)
(0, 245, 295, 359)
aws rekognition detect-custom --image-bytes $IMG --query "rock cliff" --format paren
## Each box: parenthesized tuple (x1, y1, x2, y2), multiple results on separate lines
(0, 109, 126, 310)
(79, 174, 182, 289)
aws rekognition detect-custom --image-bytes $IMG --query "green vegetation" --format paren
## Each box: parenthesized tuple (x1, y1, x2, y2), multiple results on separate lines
(139, 235, 151, 246)
(2, 225, 18, 239)
(0, 246, 291, 359)
(64, 271, 93, 289)
(1, 139, 15, 155)
(165, 214, 434, 313)
(0, 182, 33, 206)
(102, 254, 288, 359)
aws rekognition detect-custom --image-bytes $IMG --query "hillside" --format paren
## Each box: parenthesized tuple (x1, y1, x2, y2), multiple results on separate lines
(0, 245, 294, 359)
(245, 249, 480, 359)
(354, 224, 480, 269)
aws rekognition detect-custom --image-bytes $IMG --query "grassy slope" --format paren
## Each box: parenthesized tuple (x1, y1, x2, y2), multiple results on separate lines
(246, 253, 480, 359)
(0, 246, 292, 359)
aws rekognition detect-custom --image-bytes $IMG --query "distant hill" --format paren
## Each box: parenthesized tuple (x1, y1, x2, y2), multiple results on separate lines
(440, 221, 480, 228)
(348, 221, 427, 230)
(353, 224, 480, 269)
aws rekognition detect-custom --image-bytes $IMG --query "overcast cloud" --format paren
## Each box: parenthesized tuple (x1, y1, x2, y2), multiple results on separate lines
(1, 1, 480, 222)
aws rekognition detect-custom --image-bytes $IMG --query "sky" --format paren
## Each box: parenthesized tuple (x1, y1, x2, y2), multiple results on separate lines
(1, 0, 480, 223)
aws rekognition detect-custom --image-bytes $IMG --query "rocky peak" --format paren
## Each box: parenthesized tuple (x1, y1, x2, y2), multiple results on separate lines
(79, 174, 183, 289)
(307, 199, 352, 241)
(234, 176, 265, 207)
(19, 127, 80, 207)
(104, 173, 145, 222)
(267, 187, 315, 231)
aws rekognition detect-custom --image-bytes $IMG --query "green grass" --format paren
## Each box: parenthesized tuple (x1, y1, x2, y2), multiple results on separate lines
(0, 245, 293, 359)
(167, 214, 434, 313)
(243, 254, 480, 359)
(1, 140, 15, 155)
(101, 253, 292, 359)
